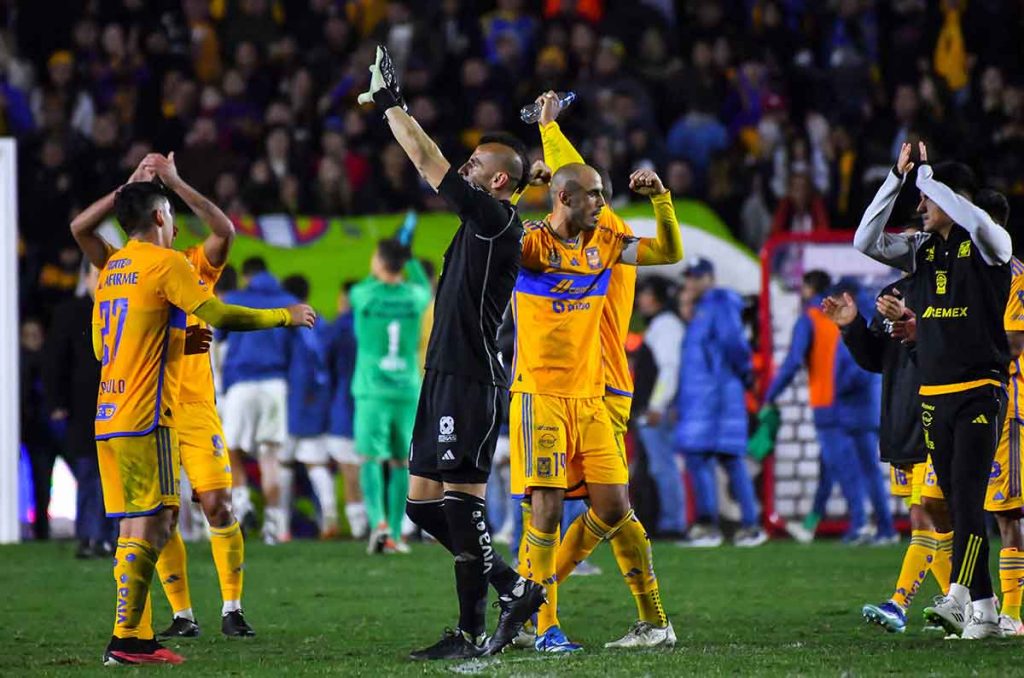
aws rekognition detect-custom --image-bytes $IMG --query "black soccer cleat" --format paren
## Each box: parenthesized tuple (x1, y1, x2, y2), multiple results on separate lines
(157, 616, 200, 639)
(222, 610, 256, 637)
(409, 628, 485, 661)
(102, 636, 185, 665)
(484, 578, 546, 656)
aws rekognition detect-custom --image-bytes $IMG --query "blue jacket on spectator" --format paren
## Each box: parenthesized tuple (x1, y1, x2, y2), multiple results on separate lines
(324, 311, 356, 439)
(220, 272, 298, 391)
(286, 321, 331, 438)
(675, 288, 752, 456)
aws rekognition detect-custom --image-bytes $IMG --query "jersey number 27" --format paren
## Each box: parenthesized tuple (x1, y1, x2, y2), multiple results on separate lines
(98, 298, 129, 366)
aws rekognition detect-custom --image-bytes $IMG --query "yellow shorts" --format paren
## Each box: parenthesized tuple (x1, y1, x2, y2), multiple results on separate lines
(510, 393, 627, 499)
(178, 401, 233, 494)
(890, 457, 945, 506)
(986, 416, 1024, 512)
(98, 426, 180, 518)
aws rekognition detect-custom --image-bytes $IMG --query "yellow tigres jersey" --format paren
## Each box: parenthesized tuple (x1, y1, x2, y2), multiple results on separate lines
(511, 219, 629, 398)
(601, 212, 637, 398)
(179, 245, 224, 404)
(93, 240, 213, 439)
(1005, 257, 1024, 420)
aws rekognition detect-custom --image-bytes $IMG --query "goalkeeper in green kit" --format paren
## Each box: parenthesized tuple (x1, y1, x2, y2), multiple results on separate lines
(351, 226, 432, 555)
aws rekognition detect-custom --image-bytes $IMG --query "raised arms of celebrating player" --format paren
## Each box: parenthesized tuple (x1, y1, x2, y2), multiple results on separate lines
(149, 152, 236, 267)
(358, 46, 449, 190)
(534, 91, 682, 266)
(914, 142, 1011, 266)
(852, 142, 921, 272)
(71, 154, 235, 269)
(71, 159, 155, 267)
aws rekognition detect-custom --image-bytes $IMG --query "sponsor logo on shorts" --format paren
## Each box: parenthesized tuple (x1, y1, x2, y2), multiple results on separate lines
(438, 416, 457, 443)
(441, 449, 456, 462)
(96, 403, 117, 421)
(212, 434, 225, 456)
(991, 460, 1002, 482)
(537, 457, 552, 478)
(538, 433, 557, 449)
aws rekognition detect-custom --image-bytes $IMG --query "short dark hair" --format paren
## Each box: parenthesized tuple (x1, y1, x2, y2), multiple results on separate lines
(114, 181, 169, 235)
(638, 276, 672, 306)
(480, 132, 529, 192)
(242, 256, 267, 276)
(803, 270, 832, 295)
(282, 273, 310, 301)
(976, 189, 1010, 227)
(376, 238, 411, 275)
(931, 161, 977, 200)
(216, 264, 238, 295)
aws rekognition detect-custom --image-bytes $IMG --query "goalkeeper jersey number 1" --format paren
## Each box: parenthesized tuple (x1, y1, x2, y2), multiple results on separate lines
(349, 260, 432, 401)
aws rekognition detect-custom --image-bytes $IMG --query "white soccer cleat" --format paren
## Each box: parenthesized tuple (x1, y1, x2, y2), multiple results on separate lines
(961, 614, 1001, 640)
(784, 521, 814, 544)
(923, 595, 967, 637)
(366, 522, 389, 555)
(734, 527, 768, 548)
(998, 614, 1024, 637)
(604, 621, 676, 649)
(677, 525, 723, 548)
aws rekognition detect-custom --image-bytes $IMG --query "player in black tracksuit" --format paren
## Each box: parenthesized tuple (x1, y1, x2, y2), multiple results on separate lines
(357, 45, 545, 659)
(824, 274, 955, 631)
(854, 142, 1013, 637)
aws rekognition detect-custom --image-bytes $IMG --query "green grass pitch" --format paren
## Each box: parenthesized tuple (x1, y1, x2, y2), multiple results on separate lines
(2, 539, 1022, 676)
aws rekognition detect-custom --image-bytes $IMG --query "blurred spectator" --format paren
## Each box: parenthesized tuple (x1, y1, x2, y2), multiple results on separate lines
(31, 50, 94, 137)
(770, 173, 831, 236)
(43, 264, 116, 557)
(675, 258, 762, 547)
(634, 277, 686, 537)
(20, 316, 56, 540)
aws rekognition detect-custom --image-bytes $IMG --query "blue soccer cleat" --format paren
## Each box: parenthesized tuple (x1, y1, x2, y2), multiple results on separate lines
(862, 601, 907, 633)
(534, 626, 583, 653)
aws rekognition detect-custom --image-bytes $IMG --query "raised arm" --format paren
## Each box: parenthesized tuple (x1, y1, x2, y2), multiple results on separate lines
(916, 147, 1011, 265)
(358, 45, 450, 190)
(536, 90, 585, 171)
(852, 142, 918, 271)
(151, 152, 236, 267)
(71, 158, 157, 267)
(620, 170, 684, 266)
(764, 313, 813, 403)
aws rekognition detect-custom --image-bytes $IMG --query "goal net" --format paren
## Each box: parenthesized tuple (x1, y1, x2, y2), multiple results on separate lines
(759, 232, 906, 535)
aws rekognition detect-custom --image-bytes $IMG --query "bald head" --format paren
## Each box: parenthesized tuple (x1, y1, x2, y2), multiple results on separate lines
(551, 163, 602, 196)
(458, 132, 528, 199)
(551, 163, 605, 232)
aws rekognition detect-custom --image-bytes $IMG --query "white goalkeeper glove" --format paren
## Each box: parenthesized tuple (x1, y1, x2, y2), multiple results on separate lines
(357, 45, 406, 113)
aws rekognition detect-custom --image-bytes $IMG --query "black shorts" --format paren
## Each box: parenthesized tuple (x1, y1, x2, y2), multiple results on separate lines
(409, 370, 506, 484)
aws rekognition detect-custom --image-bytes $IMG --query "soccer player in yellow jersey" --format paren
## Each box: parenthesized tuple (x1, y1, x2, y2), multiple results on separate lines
(73, 153, 258, 639)
(510, 152, 682, 650)
(75, 168, 314, 666)
(520, 91, 681, 649)
(977, 191, 1024, 636)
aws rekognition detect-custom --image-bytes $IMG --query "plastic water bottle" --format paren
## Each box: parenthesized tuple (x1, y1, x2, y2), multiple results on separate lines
(519, 91, 576, 124)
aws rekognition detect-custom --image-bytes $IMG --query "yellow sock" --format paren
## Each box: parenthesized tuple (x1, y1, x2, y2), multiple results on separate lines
(517, 500, 532, 577)
(1000, 547, 1024, 621)
(139, 592, 153, 639)
(891, 530, 938, 610)
(609, 511, 667, 627)
(931, 532, 953, 595)
(210, 520, 245, 604)
(523, 523, 559, 635)
(112, 537, 158, 639)
(155, 529, 191, 617)
(556, 509, 614, 582)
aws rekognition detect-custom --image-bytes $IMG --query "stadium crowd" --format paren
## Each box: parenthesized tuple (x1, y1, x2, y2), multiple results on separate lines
(8, 0, 1024, 325)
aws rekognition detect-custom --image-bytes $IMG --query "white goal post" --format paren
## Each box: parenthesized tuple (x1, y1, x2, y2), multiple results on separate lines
(0, 138, 20, 543)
